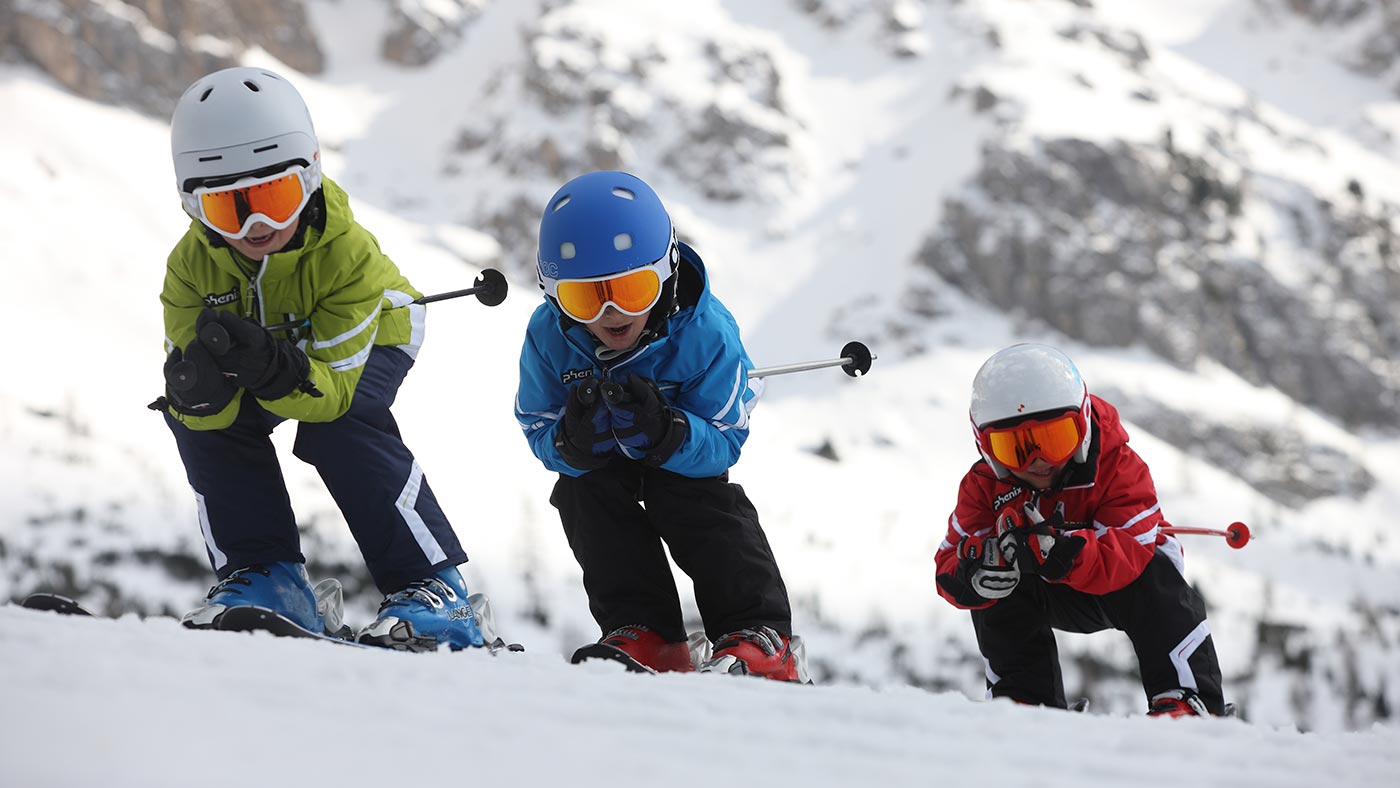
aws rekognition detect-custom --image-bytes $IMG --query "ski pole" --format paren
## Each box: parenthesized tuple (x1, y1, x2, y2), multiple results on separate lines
(745, 340, 876, 381)
(601, 341, 876, 404)
(161, 269, 509, 402)
(199, 268, 509, 353)
(1161, 522, 1251, 549)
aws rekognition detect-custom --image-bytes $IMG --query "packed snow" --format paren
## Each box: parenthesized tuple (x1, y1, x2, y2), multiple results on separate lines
(1, 605, 1396, 788)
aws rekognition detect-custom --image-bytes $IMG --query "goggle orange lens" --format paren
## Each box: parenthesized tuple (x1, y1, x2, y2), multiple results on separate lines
(556, 268, 662, 323)
(985, 413, 1082, 470)
(198, 172, 306, 236)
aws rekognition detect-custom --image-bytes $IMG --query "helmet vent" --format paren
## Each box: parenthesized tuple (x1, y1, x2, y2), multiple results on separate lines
(243, 80, 261, 92)
(253, 144, 278, 154)
(199, 87, 214, 102)
(552, 195, 571, 212)
(560, 242, 576, 260)
(613, 233, 632, 251)
(198, 155, 223, 162)
(612, 187, 635, 200)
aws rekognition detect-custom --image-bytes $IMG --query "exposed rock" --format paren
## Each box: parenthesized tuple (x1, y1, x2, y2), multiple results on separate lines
(916, 136, 1400, 428)
(661, 102, 793, 203)
(1274, 0, 1400, 94)
(792, 0, 932, 57)
(446, 5, 807, 275)
(381, 0, 487, 67)
(1105, 390, 1376, 507)
(2, 0, 323, 117)
(1056, 21, 1150, 70)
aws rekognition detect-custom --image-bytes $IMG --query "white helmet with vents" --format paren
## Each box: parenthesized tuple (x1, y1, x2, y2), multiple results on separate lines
(969, 343, 1093, 478)
(170, 67, 321, 217)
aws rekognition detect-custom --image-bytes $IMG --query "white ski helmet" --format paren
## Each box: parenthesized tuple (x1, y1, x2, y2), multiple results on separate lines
(170, 67, 322, 218)
(969, 343, 1093, 478)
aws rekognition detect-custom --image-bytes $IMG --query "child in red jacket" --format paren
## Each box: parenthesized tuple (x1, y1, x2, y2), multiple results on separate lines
(935, 343, 1228, 717)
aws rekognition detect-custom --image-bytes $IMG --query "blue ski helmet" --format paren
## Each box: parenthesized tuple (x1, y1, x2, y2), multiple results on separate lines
(537, 171, 676, 294)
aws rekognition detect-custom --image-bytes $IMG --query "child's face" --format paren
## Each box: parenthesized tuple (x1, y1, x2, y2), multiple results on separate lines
(1009, 457, 1066, 490)
(226, 217, 301, 260)
(584, 305, 650, 351)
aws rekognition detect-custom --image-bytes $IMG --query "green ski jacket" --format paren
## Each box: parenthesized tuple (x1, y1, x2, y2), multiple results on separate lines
(160, 177, 423, 430)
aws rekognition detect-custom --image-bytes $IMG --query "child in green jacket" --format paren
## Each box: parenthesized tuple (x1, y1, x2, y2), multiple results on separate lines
(158, 66, 491, 651)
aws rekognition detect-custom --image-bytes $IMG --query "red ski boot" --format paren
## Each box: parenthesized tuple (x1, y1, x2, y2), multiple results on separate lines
(1147, 689, 1210, 718)
(700, 626, 808, 683)
(571, 625, 694, 673)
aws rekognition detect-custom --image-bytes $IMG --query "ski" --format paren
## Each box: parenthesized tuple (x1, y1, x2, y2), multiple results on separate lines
(212, 605, 369, 648)
(20, 592, 97, 617)
(19, 591, 523, 654)
(570, 642, 657, 673)
(215, 604, 525, 654)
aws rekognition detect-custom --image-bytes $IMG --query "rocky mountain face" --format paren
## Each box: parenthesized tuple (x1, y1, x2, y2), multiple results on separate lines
(444, 2, 812, 277)
(916, 133, 1400, 430)
(381, 0, 488, 66)
(1279, 0, 1400, 93)
(1, 0, 489, 111)
(1, 0, 323, 116)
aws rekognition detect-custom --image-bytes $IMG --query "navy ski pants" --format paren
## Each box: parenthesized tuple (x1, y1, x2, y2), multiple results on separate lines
(971, 550, 1225, 714)
(551, 462, 792, 644)
(165, 345, 466, 594)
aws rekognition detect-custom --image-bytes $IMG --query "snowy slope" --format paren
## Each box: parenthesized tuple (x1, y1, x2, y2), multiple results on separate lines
(1, 605, 1396, 788)
(2, 0, 1399, 736)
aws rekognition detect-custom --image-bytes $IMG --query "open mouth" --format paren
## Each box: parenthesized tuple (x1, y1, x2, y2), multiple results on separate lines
(602, 324, 631, 338)
(244, 230, 276, 245)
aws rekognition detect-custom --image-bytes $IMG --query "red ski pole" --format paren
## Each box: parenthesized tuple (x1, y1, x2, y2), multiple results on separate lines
(1161, 522, 1251, 549)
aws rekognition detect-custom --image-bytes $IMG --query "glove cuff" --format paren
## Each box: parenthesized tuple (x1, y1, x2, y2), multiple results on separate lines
(248, 341, 311, 401)
(642, 409, 688, 467)
(937, 573, 993, 609)
(554, 424, 612, 471)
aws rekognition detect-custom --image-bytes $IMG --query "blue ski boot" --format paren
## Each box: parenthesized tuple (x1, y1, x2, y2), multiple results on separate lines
(357, 566, 487, 652)
(181, 562, 334, 635)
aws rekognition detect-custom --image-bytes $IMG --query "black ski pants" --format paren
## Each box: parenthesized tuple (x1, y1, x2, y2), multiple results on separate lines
(971, 550, 1225, 714)
(165, 346, 466, 594)
(551, 462, 791, 644)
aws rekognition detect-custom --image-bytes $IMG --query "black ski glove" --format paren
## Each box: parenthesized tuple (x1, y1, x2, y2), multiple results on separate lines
(1010, 507, 1086, 582)
(936, 512, 1021, 607)
(196, 308, 313, 401)
(554, 377, 614, 471)
(161, 340, 237, 416)
(602, 374, 688, 467)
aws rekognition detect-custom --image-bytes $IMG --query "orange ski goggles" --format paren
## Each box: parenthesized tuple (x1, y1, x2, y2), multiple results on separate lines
(192, 165, 313, 239)
(547, 253, 672, 324)
(975, 410, 1086, 471)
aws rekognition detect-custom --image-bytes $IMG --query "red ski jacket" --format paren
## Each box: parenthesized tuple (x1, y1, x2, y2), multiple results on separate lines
(935, 395, 1183, 610)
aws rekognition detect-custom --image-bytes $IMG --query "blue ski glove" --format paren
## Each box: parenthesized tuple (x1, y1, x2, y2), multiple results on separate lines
(603, 374, 688, 467)
(554, 377, 615, 471)
(1010, 506, 1086, 582)
(937, 512, 1021, 607)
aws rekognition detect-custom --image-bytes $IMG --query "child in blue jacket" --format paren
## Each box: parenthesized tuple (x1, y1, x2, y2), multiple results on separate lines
(515, 171, 805, 681)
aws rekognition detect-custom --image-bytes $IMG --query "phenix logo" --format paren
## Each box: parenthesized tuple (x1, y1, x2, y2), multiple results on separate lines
(560, 367, 595, 385)
(203, 286, 239, 307)
(993, 486, 1026, 511)
(447, 603, 475, 622)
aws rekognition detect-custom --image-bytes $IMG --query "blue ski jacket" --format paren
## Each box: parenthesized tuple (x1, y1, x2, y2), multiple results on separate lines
(515, 243, 761, 479)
